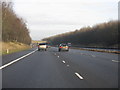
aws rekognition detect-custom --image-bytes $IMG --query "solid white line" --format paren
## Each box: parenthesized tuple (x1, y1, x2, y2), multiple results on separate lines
(112, 60, 119, 62)
(62, 60, 65, 64)
(0, 49, 37, 69)
(75, 72, 83, 80)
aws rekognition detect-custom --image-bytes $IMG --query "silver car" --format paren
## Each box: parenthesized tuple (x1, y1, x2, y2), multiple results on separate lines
(58, 44, 69, 52)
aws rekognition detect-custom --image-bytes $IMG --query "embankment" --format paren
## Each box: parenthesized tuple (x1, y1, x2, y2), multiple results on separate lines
(1, 42, 31, 55)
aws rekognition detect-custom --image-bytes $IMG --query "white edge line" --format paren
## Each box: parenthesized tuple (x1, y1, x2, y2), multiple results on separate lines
(75, 72, 83, 80)
(0, 49, 37, 69)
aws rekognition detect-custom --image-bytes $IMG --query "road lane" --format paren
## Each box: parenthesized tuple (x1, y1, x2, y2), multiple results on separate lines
(3, 48, 88, 88)
(2, 47, 118, 88)
(2, 48, 37, 65)
(0, 49, 37, 69)
(53, 47, 118, 88)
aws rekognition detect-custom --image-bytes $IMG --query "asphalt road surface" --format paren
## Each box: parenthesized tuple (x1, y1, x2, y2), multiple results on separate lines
(2, 47, 119, 88)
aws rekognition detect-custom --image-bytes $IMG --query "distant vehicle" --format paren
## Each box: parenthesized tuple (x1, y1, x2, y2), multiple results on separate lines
(58, 43, 69, 52)
(67, 43, 71, 47)
(38, 43, 48, 51)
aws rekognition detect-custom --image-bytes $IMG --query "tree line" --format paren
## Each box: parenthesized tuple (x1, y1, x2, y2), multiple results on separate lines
(43, 20, 119, 48)
(1, 1, 31, 45)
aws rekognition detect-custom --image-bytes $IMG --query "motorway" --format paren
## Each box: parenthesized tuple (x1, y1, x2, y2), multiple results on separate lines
(2, 47, 119, 88)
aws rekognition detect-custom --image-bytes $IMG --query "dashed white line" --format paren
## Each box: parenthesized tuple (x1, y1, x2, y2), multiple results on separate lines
(0, 49, 37, 70)
(66, 65, 69, 67)
(62, 60, 66, 64)
(75, 72, 83, 80)
(57, 56, 59, 58)
(112, 60, 119, 63)
(92, 55, 96, 57)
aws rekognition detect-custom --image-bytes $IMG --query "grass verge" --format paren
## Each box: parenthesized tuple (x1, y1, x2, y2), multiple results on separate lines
(1, 42, 31, 55)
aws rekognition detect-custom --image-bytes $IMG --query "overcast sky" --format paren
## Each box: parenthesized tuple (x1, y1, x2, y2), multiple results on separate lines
(12, 0, 118, 40)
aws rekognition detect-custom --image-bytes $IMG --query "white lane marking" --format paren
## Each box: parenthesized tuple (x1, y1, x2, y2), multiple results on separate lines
(112, 60, 119, 63)
(62, 60, 65, 64)
(81, 53, 86, 56)
(0, 49, 37, 69)
(92, 55, 96, 57)
(66, 65, 69, 67)
(57, 56, 59, 58)
(75, 72, 83, 80)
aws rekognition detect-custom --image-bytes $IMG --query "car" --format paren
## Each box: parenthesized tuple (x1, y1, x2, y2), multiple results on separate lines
(38, 43, 48, 51)
(58, 43, 69, 52)
(67, 43, 71, 47)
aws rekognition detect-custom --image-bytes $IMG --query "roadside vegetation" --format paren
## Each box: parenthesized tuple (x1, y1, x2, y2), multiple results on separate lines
(43, 20, 119, 49)
(2, 1, 31, 44)
(0, 1, 31, 55)
(32, 40, 47, 44)
(1, 42, 30, 55)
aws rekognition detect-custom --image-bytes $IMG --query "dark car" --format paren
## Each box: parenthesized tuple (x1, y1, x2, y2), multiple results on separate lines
(58, 43, 69, 52)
